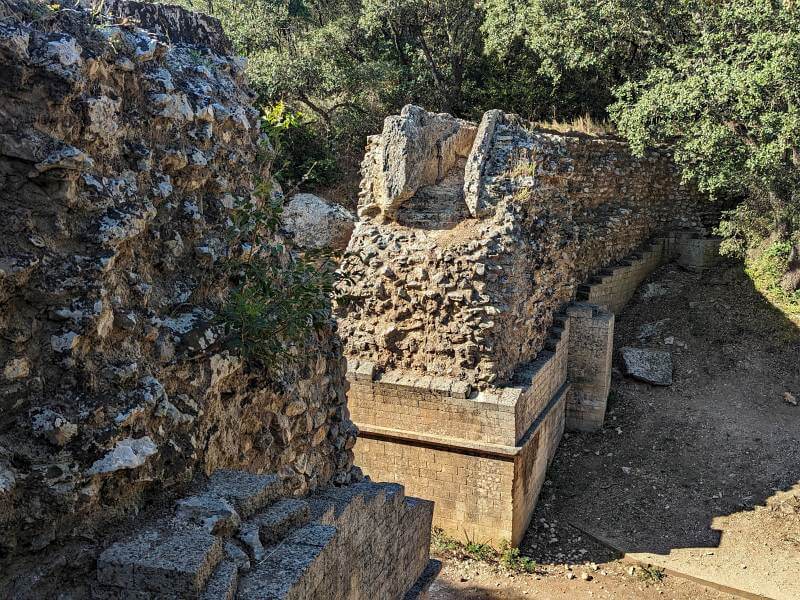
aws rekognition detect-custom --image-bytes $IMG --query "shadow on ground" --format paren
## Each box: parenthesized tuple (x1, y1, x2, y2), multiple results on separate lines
(518, 260, 800, 597)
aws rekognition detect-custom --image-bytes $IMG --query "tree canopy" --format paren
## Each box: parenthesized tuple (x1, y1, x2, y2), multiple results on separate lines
(161, 0, 800, 298)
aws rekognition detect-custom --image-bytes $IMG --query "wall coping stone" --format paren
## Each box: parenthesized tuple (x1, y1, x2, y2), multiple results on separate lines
(355, 383, 570, 460)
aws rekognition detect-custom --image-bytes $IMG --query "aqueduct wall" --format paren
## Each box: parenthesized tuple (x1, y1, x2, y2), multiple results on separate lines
(338, 106, 720, 544)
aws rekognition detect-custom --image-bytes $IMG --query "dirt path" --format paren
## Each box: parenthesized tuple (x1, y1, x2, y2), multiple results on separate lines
(432, 261, 800, 599)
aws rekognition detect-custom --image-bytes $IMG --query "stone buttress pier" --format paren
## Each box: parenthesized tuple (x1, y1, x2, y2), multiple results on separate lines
(338, 106, 720, 545)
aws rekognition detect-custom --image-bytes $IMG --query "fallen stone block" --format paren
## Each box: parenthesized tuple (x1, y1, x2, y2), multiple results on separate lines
(621, 347, 673, 386)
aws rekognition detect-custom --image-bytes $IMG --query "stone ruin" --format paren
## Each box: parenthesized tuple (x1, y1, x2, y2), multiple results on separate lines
(338, 105, 721, 545)
(0, 2, 435, 597)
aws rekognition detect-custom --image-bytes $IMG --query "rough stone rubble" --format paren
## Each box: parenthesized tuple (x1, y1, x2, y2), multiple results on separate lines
(338, 105, 715, 388)
(0, 1, 364, 593)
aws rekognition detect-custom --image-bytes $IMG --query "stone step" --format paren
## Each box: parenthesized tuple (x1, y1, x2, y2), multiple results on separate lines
(201, 560, 239, 600)
(237, 524, 338, 600)
(96, 520, 224, 598)
(204, 470, 284, 518)
(255, 498, 312, 546)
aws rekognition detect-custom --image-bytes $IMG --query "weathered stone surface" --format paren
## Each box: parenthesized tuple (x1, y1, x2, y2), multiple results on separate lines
(176, 495, 242, 536)
(205, 470, 284, 518)
(621, 347, 673, 386)
(0, 465, 15, 495)
(97, 523, 223, 595)
(282, 193, 356, 251)
(201, 559, 240, 600)
(253, 498, 310, 546)
(0, 1, 358, 587)
(91, 478, 435, 599)
(2, 357, 29, 380)
(359, 104, 477, 219)
(85, 437, 159, 475)
(31, 408, 78, 447)
(339, 105, 711, 388)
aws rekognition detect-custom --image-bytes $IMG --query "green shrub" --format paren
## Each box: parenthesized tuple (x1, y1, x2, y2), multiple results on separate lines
(499, 541, 537, 574)
(219, 189, 340, 367)
(261, 102, 339, 191)
(217, 111, 343, 368)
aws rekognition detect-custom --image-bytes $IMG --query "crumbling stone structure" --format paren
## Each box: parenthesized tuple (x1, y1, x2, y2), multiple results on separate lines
(95, 472, 434, 599)
(339, 106, 720, 544)
(0, 3, 434, 597)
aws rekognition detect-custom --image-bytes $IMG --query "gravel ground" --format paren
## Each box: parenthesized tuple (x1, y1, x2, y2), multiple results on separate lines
(432, 260, 800, 599)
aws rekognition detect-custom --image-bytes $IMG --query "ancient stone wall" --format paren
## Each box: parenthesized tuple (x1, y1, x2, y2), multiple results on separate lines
(0, 0, 358, 586)
(339, 105, 720, 545)
(339, 107, 710, 388)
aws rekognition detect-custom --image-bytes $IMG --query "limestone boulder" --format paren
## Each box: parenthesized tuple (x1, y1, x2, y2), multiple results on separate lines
(282, 193, 356, 251)
(361, 104, 477, 219)
(621, 347, 673, 386)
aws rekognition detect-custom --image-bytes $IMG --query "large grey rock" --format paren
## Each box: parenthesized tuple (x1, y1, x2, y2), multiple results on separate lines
(621, 347, 673, 386)
(282, 193, 355, 251)
(362, 105, 477, 219)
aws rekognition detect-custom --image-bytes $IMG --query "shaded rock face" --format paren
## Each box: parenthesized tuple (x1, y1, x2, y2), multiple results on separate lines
(0, 0, 357, 582)
(339, 106, 713, 387)
(282, 193, 356, 251)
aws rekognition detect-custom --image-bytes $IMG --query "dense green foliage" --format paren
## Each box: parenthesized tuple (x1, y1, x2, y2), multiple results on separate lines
(611, 1, 800, 236)
(164, 0, 616, 189)
(165, 0, 800, 304)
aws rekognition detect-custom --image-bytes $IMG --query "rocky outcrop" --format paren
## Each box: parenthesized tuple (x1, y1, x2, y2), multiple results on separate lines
(338, 106, 711, 387)
(282, 193, 356, 251)
(0, 0, 358, 590)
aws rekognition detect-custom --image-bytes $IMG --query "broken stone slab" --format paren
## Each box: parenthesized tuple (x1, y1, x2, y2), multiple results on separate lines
(204, 470, 284, 518)
(175, 495, 242, 536)
(97, 522, 223, 596)
(621, 347, 673, 386)
(86, 436, 158, 475)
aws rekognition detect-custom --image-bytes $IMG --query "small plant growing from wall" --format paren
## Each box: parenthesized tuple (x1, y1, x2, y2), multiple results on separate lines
(218, 110, 342, 368)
